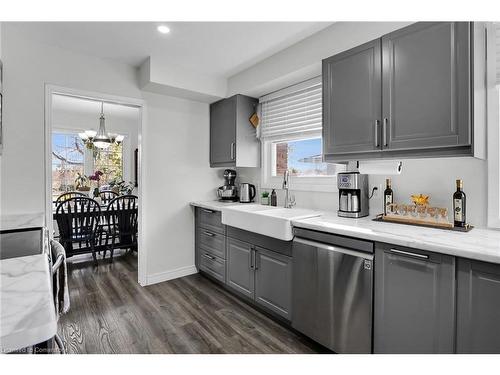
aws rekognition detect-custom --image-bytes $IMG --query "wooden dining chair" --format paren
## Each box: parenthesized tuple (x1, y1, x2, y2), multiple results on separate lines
(99, 190, 119, 205)
(102, 195, 138, 260)
(54, 197, 102, 263)
(55, 191, 86, 204)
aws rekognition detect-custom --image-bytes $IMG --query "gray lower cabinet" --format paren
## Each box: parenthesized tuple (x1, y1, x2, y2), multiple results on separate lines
(226, 237, 254, 299)
(374, 244, 455, 353)
(254, 246, 292, 320)
(226, 237, 292, 320)
(456, 258, 500, 353)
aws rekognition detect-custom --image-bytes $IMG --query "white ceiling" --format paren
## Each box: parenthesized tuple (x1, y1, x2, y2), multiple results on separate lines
(52, 94, 139, 121)
(9, 22, 332, 78)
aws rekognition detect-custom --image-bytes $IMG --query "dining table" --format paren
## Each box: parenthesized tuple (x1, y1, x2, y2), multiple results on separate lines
(52, 201, 138, 257)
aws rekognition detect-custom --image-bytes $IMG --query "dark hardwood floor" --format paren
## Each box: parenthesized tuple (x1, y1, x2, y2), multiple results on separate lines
(58, 252, 325, 354)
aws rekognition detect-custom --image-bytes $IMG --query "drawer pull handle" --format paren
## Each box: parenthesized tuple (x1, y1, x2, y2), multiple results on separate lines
(203, 253, 216, 260)
(203, 231, 215, 237)
(390, 248, 429, 260)
(202, 209, 215, 214)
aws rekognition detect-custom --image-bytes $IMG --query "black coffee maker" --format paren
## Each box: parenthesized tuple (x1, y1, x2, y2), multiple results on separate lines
(217, 169, 238, 201)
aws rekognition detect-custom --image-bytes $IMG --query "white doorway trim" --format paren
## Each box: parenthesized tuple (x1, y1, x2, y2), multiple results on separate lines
(44, 84, 148, 286)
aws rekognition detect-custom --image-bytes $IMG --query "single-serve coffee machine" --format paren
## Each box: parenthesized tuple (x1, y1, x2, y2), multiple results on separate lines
(337, 172, 369, 218)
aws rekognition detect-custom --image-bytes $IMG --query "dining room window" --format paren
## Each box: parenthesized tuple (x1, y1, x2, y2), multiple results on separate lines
(52, 131, 124, 200)
(51, 132, 85, 200)
(93, 143, 124, 186)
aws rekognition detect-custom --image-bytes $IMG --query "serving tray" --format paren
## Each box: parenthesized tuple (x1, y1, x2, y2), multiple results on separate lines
(373, 214, 474, 232)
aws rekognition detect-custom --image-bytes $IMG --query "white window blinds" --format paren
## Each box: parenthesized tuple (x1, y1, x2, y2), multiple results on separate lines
(259, 76, 322, 140)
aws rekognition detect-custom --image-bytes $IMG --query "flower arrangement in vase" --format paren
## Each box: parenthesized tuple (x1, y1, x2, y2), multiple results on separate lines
(88, 170, 104, 198)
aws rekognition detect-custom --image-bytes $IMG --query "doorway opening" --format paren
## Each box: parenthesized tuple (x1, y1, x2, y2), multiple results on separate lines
(45, 86, 146, 284)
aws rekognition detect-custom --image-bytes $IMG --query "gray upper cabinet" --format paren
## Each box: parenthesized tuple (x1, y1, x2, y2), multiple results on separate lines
(374, 244, 455, 353)
(323, 22, 479, 162)
(456, 258, 500, 353)
(226, 237, 254, 299)
(323, 39, 382, 157)
(210, 96, 236, 166)
(210, 94, 259, 168)
(382, 22, 471, 154)
(254, 247, 292, 320)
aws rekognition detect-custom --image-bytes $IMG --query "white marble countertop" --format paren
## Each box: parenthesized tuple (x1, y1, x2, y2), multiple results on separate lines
(0, 213, 45, 231)
(292, 215, 500, 264)
(190, 200, 246, 211)
(0, 254, 57, 352)
(191, 201, 500, 264)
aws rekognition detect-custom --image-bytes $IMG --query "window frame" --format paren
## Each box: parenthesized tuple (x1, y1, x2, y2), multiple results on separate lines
(261, 132, 343, 193)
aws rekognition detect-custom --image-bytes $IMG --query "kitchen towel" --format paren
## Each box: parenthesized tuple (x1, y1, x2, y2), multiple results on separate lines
(50, 239, 70, 315)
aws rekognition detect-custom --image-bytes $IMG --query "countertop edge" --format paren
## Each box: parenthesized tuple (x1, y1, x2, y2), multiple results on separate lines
(291, 220, 500, 265)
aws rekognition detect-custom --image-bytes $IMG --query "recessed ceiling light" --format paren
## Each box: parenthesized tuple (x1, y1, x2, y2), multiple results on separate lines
(157, 25, 170, 34)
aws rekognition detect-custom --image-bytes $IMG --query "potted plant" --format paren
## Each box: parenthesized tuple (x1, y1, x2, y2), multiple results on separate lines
(261, 191, 270, 205)
(88, 170, 104, 198)
(109, 178, 136, 195)
(74, 173, 90, 193)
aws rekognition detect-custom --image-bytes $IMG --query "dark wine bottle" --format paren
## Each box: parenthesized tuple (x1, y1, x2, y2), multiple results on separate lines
(453, 179, 466, 227)
(384, 178, 393, 215)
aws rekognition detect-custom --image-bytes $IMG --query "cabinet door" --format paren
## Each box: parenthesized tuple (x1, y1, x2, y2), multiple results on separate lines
(226, 238, 254, 299)
(382, 22, 471, 152)
(210, 96, 236, 166)
(457, 258, 500, 353)
(254, 247, 292, 320)
(374, 245, 455, 353)
(323, 38, 382, 157)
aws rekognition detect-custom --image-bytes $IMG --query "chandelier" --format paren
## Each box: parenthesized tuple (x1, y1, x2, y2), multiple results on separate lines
(78, 102, 124, 149)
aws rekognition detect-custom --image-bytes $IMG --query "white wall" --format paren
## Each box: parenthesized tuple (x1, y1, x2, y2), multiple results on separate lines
(0, 28, 141, 216)
(0, 26, 220, 284)
(142, 92, 221, 280)
(228, 22, 412, 98)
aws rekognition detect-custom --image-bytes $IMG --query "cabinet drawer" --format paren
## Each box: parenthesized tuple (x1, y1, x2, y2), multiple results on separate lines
(199, 253, 226, 283)
(197, 208, 224, 234)
(198, 228, 226, 259)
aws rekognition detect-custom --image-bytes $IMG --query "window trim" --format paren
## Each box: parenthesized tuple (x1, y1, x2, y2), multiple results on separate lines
(261, 132, 342, 193)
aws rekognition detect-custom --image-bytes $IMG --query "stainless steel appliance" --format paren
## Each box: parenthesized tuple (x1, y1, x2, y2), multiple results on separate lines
(292, 227, 374, 353)
(337, 172, 369, 218)
(217, 169, 238, 201)
(239, 183, 256, 203)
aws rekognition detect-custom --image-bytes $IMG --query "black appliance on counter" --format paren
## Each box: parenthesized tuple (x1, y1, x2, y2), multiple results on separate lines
(217, 169, 238, 201)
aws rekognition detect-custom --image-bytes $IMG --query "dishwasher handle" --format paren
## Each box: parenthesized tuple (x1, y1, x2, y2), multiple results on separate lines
(293, 237, 374, 260)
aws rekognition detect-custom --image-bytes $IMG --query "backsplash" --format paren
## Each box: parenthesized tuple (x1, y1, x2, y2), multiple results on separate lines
(237, 156, 488, 227)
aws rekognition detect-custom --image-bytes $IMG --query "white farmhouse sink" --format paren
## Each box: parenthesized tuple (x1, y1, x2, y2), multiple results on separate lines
(221, 204, 321, 241)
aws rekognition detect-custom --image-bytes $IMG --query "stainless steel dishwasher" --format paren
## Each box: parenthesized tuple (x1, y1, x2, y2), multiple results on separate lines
(292, 228, 374, 353)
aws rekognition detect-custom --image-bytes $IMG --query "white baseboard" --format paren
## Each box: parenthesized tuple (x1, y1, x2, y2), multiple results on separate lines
(145, 264, 198, 286)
